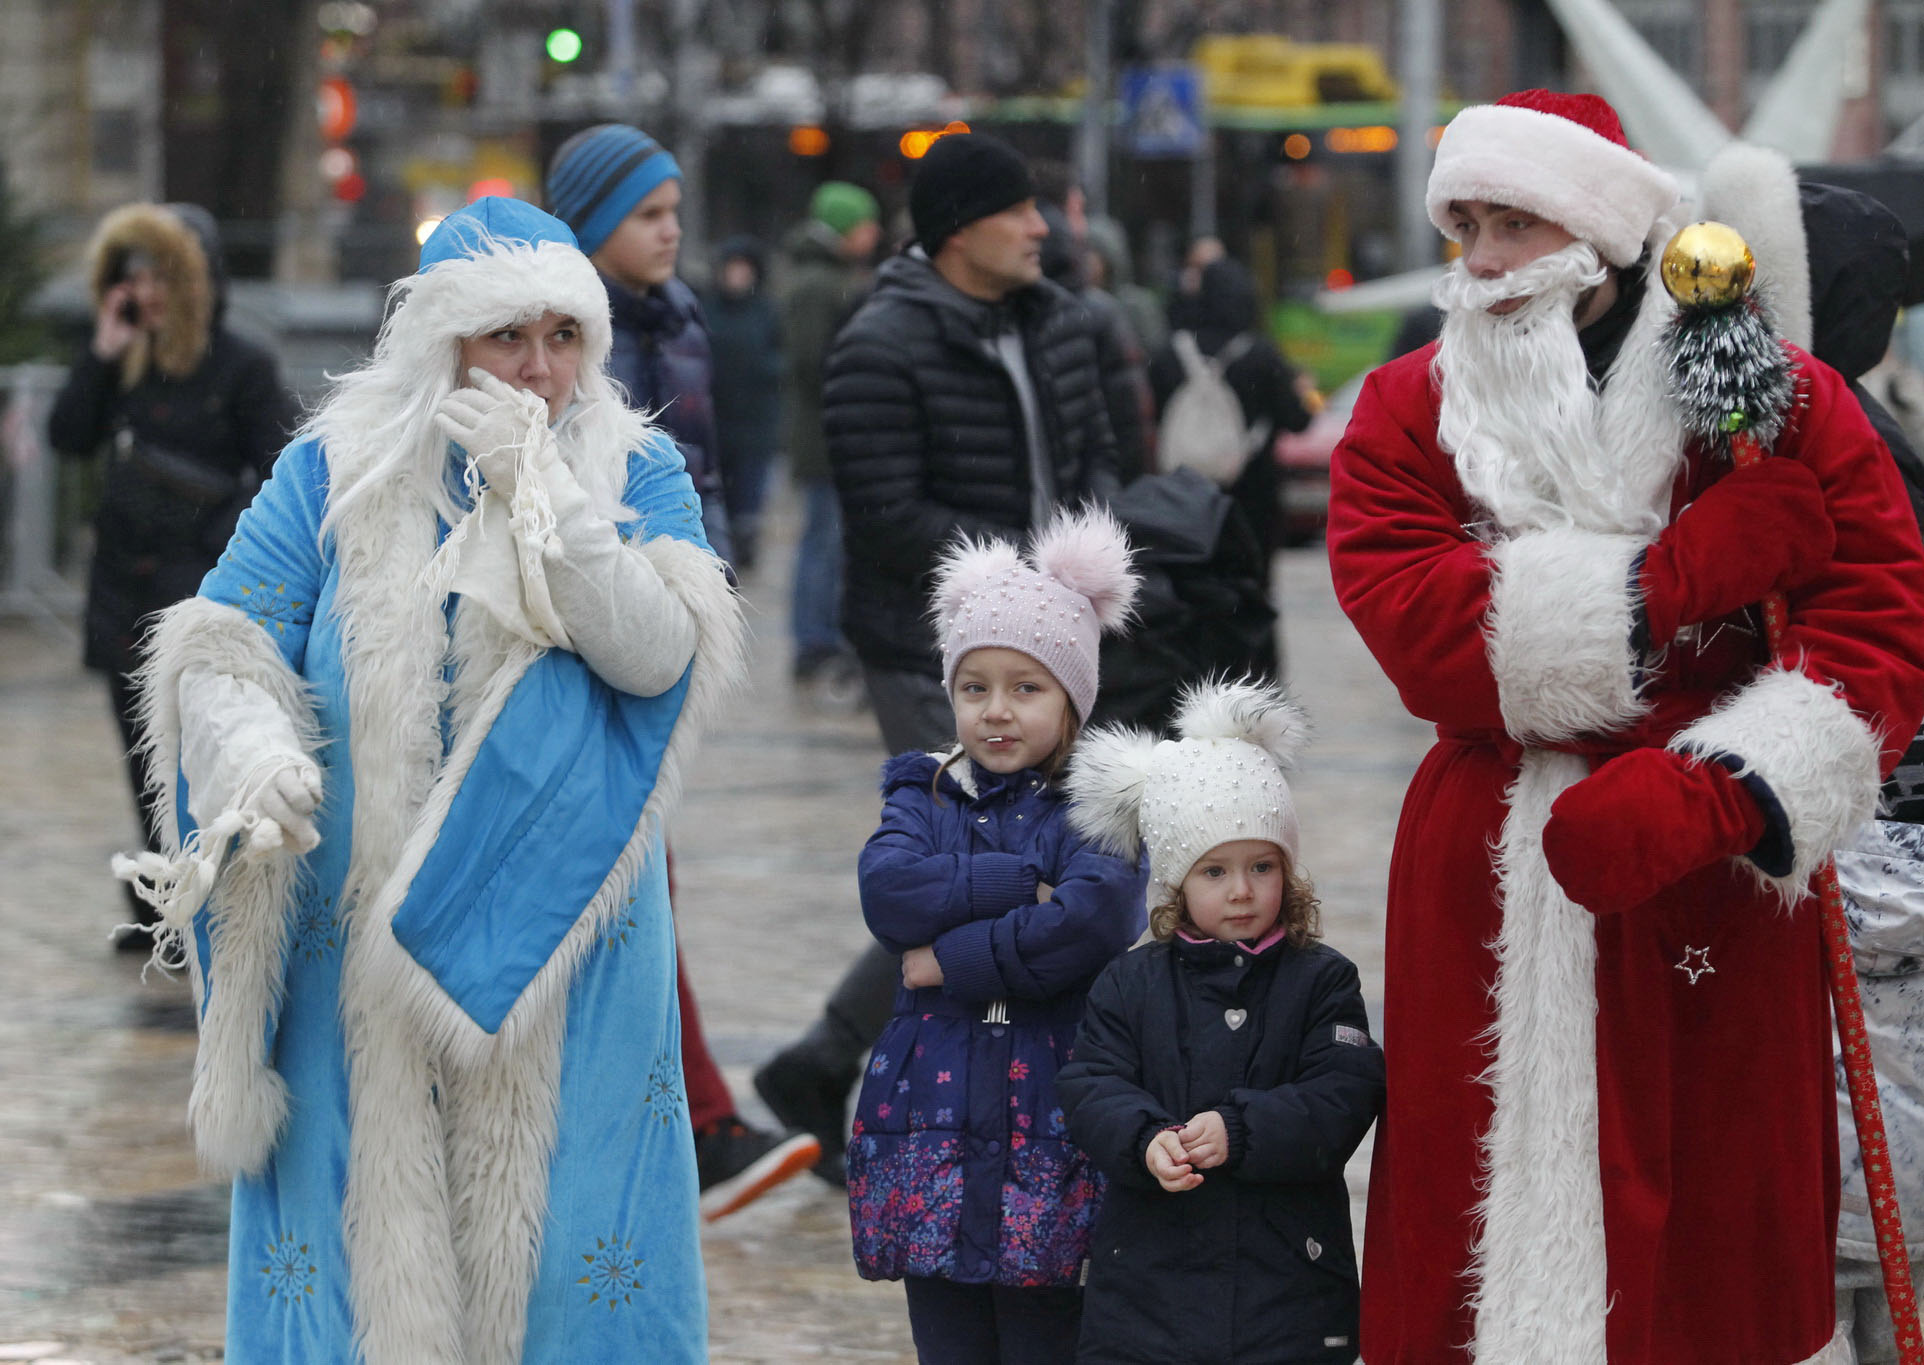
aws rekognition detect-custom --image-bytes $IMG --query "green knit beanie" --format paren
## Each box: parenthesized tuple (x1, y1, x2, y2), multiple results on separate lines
(810, 181, 880, 236)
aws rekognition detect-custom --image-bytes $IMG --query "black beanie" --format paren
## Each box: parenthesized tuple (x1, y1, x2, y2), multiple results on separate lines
(910, 134, 1037, 252)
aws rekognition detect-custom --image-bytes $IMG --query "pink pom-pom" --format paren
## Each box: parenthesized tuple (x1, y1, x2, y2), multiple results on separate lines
(1029, 505, 1139, 634)
(930, 536, 1024, 634)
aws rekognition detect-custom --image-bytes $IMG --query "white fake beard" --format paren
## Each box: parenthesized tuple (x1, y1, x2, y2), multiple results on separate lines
(1433, 241, 1660, 536)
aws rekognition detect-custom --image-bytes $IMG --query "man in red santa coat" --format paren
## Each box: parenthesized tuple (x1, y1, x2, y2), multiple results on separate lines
(1329, 88, 1924, 1364)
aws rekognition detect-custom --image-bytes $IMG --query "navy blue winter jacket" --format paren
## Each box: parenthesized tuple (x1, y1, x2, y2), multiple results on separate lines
(1058, 933, 1383, 1363)
(847, 749, 1146, 1288)
(602, 271, 732, 561)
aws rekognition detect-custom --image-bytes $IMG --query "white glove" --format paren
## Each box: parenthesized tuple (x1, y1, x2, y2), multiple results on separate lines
(178, 670, 323, 855)
(434, 369, 554, 498)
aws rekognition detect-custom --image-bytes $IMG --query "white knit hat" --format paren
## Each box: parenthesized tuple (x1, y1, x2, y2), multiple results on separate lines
(1426, 89, 1680, 268)
(1066, 679, 1309, 903)
(932, 506, 1139, 721)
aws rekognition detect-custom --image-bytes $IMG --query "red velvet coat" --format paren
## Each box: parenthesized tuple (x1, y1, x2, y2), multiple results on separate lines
(1328, 341, 1924, 1364)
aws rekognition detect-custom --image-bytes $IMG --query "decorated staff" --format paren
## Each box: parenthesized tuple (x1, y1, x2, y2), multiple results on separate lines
(1659, 219, 1923, 1365)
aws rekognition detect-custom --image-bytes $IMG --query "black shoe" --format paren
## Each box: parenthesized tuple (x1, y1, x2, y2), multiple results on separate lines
(694, 1118, 821, 1222)
(753, 1044, 857, 1185)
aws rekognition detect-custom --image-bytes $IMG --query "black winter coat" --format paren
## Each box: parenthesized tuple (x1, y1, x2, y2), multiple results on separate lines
(1058, 934, 1383, 1364)
(823, 252, 1120, 675)
(50, 333, 294, 674)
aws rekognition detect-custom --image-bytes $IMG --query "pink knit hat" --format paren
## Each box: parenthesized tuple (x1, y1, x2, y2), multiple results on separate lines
(932, 506, 1139, 720)
(1426, 89, 1679, 267)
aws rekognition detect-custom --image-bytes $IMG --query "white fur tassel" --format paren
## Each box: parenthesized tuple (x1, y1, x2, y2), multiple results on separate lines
(929, 536, 1025, 637)
(1063, 725, 1162, 858)
(1173, 677, 1311, 771)
(1029, 503, 1140, 632)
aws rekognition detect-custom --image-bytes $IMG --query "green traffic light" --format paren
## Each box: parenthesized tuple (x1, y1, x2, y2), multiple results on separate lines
(546, 27, 583, 63)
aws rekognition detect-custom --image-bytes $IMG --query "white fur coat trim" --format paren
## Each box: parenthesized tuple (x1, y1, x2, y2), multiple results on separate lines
(1670, 666, 1881, 904)
(342, 527, 740, 1365)
(134, 595, 325, 1177)
(1467, 748, 1609, 1363)
(1485, 529, 1648, 743)
(1698, 142, 1814, 351)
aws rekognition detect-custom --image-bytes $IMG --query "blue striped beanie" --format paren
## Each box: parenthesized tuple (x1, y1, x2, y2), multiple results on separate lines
(545, 124, 683, 256)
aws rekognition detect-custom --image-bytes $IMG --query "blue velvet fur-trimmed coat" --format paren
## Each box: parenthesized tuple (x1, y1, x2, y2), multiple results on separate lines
(847, 748, 1147, 1287)
(1057, 934, 1384, 1364)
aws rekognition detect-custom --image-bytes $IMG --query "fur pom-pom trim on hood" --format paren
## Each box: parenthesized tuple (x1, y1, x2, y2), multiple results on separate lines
(85, 202, 214, 386)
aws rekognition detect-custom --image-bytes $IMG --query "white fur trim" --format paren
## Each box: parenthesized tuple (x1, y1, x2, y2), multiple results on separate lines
(134, 596, 322, 1177)
(1172, 677, 1310, 767)
(1028, 504, 1141, 631)
(1670, 666, 1881, 904)
(1064, 725, 1161, 859)
(1699, 142, 1814, 351)
(1795, 1323, 1853, 1364)
(397, 239, 612, 373)
(1428, 104, 1681, 267)
(1485, 529, 1648, 742)
(1468, 748, 1608, 1362)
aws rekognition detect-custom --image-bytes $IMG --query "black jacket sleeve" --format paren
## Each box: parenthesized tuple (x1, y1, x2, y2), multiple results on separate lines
(1228, 955, 1384, 1185)
(229, 342, 299, 481)
(1059, 956, 1179, 1191)
(47, 349, 120, 457)
(823, 326, 1014, 581)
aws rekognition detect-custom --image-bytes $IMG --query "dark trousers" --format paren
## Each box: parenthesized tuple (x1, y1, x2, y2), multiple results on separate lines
(903, 1277, 1083, 1365)
(802, 664, 957, 1067)
(108, 670, 164, 924)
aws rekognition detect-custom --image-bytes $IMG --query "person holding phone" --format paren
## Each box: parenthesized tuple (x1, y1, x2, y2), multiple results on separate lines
(49, 201, 297, 950)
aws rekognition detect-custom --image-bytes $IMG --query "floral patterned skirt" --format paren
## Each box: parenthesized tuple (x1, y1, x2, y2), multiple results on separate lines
(846, 1006, 1104, 1286)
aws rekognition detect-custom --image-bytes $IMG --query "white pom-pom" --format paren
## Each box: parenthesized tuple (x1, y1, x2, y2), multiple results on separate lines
(1063, 724, 1162, 857)
(1029, 505, 1140, 634)
(1173, 677, 1310, 770)
(929, 535, 1024, 634)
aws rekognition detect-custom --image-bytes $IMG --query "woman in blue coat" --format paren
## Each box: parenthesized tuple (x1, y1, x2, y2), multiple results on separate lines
(118, 198, 742, 1364)
(846, 508, 1147, 1363)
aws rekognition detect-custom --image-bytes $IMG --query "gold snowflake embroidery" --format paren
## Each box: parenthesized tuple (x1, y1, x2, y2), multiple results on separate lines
(578, 1236, 644, 1309)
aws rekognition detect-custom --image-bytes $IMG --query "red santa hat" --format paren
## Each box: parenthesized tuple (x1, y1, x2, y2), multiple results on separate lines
(1426, 89, 1679, 267)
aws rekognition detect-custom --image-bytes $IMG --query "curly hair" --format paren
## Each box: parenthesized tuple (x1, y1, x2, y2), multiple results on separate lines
(1149, 855, 1322, 947)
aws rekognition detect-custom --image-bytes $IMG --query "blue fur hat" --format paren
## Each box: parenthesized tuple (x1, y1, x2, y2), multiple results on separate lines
(418, 197, 579, 272)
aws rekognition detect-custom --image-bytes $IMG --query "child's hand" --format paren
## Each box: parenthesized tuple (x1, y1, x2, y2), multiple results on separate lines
(1146, 1129, 1203, 1193)
(1177, 1111, 1230, 1170)
(902, 945, 944, 989)
(1036, 881, 1054, 901)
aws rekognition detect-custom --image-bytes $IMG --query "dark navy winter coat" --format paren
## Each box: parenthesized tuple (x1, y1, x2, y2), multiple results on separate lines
(1057, 933, 1383, 1363)
(602, 271, 733, 561)
(848, 749, 1147, 1288)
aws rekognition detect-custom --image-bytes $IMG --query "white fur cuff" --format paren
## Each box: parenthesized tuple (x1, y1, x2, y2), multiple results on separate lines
(1486, 529, 1648, 743)
(1671, 667, 1881, 901)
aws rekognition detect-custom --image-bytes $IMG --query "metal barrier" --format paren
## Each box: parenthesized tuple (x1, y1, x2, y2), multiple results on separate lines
(0, 362, 82, 619)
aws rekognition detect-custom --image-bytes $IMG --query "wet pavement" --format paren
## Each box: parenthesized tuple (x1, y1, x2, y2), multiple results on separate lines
(0, 479, 1429, 1363)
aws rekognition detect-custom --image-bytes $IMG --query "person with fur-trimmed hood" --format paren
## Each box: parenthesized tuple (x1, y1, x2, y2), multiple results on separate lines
(1326, 90, 1924, 1362)
(116, 197, 742, 1364)
(1057, 680, 1383, 1364)
(48, 201, 296, 946)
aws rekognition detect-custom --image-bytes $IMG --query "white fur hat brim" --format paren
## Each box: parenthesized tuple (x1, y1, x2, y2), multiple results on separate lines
(389, 239, 613, 371)
(1427, 104, 1681, 267)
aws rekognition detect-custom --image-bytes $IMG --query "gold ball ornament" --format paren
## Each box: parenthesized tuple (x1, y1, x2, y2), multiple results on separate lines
(1660, 221, 1757, 308)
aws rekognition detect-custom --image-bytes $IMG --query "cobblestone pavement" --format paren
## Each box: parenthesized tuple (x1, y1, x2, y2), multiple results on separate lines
(0, 482, 1429, 1363)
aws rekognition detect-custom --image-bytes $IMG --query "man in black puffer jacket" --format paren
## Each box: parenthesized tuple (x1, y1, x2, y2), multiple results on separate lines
(755, 133, 1121, 1182)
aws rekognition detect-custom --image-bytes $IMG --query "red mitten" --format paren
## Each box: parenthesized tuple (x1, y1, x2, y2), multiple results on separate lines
(1640, 460, 1835, 646)
(1541, 748, 1767, 914)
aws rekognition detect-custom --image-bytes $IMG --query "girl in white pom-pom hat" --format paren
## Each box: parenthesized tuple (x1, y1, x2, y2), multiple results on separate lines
(846, 505, 1150, 1363)
(1056, 679, 1384, 1364)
